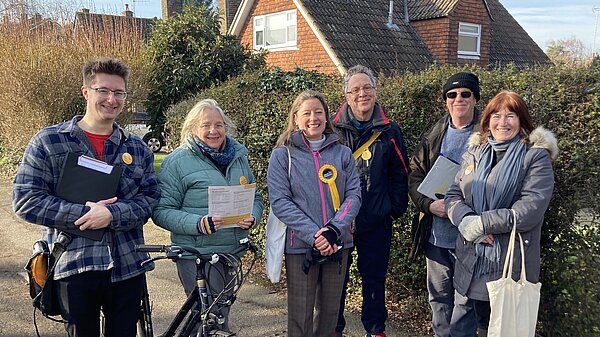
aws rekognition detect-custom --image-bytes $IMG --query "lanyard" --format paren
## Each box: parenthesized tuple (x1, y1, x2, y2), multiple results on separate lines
(353, 131, 381, 161)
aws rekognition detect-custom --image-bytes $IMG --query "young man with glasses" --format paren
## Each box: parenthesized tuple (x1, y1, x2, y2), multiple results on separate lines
(332, 65, 410, 337)
(13, 57, 160, 337)
(408, 72, 481, 337)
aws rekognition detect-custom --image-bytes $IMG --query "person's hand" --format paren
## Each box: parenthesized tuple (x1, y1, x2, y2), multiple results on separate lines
(458, 215, 484, 242)
(314, 227, 332, 254)
(478, 234, 495, 245)
(75, 197, 117, 230)
(429, 199, 448, 218)
(211, 216, 225, 230)
(238, 217, 255, 230)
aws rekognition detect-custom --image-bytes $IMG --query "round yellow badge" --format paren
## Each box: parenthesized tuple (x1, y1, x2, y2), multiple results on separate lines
(318, 164, 338, 183)
(239, 176, 247, 185)
(361, 149, 372, 161)
(122, 153, 133, 165)
(465, 165, 474, 175)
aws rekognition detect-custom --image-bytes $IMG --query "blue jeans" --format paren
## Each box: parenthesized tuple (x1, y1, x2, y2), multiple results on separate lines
(425, 243, 477, 337)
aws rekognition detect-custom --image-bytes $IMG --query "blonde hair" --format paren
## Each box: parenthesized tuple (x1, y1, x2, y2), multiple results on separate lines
(180, 98, 236, 145)
(275, 90, 336, 147)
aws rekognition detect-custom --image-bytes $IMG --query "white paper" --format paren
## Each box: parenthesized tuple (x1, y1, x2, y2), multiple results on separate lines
(208, 184, 256, 228)
(77, 155, 114, 174)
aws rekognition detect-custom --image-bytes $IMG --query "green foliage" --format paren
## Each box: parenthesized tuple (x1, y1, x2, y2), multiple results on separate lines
(143, 4, 265, 135)
(163, 65, 600, 336)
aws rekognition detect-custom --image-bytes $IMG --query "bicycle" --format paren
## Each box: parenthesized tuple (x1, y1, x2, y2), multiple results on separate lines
(134, 238, 258, 337)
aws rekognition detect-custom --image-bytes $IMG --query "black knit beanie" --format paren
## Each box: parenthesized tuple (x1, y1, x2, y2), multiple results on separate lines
(442, 72, 480, 101)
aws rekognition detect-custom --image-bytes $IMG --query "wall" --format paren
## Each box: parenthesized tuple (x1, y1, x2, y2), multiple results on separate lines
(237, 0, 338, 74)
(411, 0, 491, 66)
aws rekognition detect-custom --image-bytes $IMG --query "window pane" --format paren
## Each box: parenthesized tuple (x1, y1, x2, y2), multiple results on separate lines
(287, 12, 296, 21)
(287, 25, 296, 41)
(255, 30, 264, 46)
(458, 36, 478, 52)
(255, 17, 263, 27)
(460, 25, 479, 34)
(266, 28, 286, 45)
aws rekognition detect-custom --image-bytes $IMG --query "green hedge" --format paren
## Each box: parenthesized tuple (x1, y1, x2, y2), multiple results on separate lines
(164, 65, 600, 336)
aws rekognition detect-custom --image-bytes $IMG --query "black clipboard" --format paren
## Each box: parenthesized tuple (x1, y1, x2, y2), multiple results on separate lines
(56, 152, 123, 240)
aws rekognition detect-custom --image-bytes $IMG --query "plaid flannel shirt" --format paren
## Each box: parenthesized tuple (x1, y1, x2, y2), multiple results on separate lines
(13, 116, 160, 281)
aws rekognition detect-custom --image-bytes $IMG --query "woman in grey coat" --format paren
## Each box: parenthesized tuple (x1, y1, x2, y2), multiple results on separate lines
(445, 91, 558, 336)
(267, 90, 361, 337)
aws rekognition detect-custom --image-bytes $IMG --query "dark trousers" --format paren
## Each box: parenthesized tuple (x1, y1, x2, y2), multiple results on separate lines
(337, 225, 392, 334)
(56, 270, 144, 337)
(473, 299, 491, 330)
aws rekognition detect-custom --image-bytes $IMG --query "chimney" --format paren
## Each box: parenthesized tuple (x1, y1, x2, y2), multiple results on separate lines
(33, 13, 42, 24)
(218, 0, 242, 34)
(161, 0, 183, 19)
(122, 4, 133, 18)
(80, 8, 90, 14)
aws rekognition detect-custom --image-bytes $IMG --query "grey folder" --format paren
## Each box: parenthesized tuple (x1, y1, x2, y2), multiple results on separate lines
(417, 155, 460, 200)
(56, 152, 123, 240)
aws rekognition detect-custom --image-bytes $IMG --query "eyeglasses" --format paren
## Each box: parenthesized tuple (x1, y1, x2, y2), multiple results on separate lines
(88, 87, 128, 100)
(446, 91, 472, 99)
(346, 85, 375, 95)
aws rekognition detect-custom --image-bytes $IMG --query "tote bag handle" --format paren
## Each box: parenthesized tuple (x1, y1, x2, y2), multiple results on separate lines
(502, 209, 527, 281)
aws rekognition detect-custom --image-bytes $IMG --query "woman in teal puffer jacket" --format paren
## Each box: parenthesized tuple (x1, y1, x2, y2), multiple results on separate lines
(152, 98, 263, 332)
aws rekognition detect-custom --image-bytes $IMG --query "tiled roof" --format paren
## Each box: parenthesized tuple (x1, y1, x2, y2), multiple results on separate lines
(299, 0, 435, 74)
(485, 0, 550, 67)
(408, 0, 458, 21)
(74, 10, 155, 40)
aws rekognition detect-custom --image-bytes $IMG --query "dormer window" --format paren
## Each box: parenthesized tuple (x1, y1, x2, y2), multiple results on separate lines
(458, 22, 481, 59)
(253, 10, 297, 51)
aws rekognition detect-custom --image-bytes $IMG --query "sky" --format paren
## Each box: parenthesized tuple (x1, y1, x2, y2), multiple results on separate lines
(85, 0, 600, 54)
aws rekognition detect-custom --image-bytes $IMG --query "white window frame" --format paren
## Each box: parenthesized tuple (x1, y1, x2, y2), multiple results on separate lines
(253, 9, 297, 51)
(458, 22, 481, 59)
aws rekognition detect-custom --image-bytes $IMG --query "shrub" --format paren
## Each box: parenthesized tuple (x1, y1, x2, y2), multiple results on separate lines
(0, 12, 148, 176)
(142, 4, 265, 136)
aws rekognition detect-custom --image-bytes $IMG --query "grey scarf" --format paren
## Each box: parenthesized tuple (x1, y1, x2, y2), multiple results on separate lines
(470, 135, 526, 276)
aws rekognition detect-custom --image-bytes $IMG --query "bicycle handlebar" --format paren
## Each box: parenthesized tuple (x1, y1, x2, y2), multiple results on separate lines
(136, 238, 258, 263)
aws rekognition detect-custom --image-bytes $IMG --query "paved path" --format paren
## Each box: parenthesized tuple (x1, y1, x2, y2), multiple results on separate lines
(0, 179, 409, 337)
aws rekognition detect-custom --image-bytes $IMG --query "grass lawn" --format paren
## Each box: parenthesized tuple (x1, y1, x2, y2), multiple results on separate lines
(154, 152, 166, 172)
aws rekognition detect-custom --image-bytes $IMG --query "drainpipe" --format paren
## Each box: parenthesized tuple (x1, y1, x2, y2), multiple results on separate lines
(386, 0, 400, 31)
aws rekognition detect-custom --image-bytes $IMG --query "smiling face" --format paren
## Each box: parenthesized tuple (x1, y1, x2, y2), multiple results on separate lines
(489, 108, 521, 142)
(446, 87, 476, 127)
(193, 108, 226, 150)
(81, 73, 126, 125)
(345, 73, 377, 120)
(294, 98, 327, 141)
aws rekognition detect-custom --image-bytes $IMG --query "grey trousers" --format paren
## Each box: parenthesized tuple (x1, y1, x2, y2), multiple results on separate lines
(425, 243, 477, 337)
(176, 258, 234, 331)
(285, 249, 349, 337)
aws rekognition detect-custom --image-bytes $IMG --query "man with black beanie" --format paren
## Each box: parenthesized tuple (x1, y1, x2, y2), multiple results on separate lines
(408, 72, 480, 337)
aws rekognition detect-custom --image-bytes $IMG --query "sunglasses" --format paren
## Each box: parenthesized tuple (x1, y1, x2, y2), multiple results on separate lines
(446, 91, 472, 99)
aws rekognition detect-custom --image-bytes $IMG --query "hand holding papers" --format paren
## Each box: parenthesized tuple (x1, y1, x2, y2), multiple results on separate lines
(56, 152, 123, 240)
(417, 155, 460, 200)
(208, 184, 256, 228)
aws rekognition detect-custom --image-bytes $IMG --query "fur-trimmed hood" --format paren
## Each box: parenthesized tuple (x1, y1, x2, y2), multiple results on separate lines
(468, 126, 559, 160)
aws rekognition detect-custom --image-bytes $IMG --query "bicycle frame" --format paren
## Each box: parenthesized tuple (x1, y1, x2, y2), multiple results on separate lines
(136, 239, 258, 337)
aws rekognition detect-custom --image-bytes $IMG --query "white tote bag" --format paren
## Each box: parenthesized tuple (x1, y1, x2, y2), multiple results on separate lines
(486, 209, 541, 337)
(264, 147, 291, 283)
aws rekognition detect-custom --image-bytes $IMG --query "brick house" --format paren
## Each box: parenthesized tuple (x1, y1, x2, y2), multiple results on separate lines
(73, 4, 155, 41)
(211, 0, 549, 75)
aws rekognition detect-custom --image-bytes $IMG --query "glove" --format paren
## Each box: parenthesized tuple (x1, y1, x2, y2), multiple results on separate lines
(458, 215, 484, 242)
(197, 216, 217, 235)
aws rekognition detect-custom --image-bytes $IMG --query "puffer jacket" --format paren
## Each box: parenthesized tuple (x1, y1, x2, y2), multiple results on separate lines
(267, 131, 362, 255)
(152, 135, 263, 255)
(445, 127, 559, 301)
(332, 102, 409, 232)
